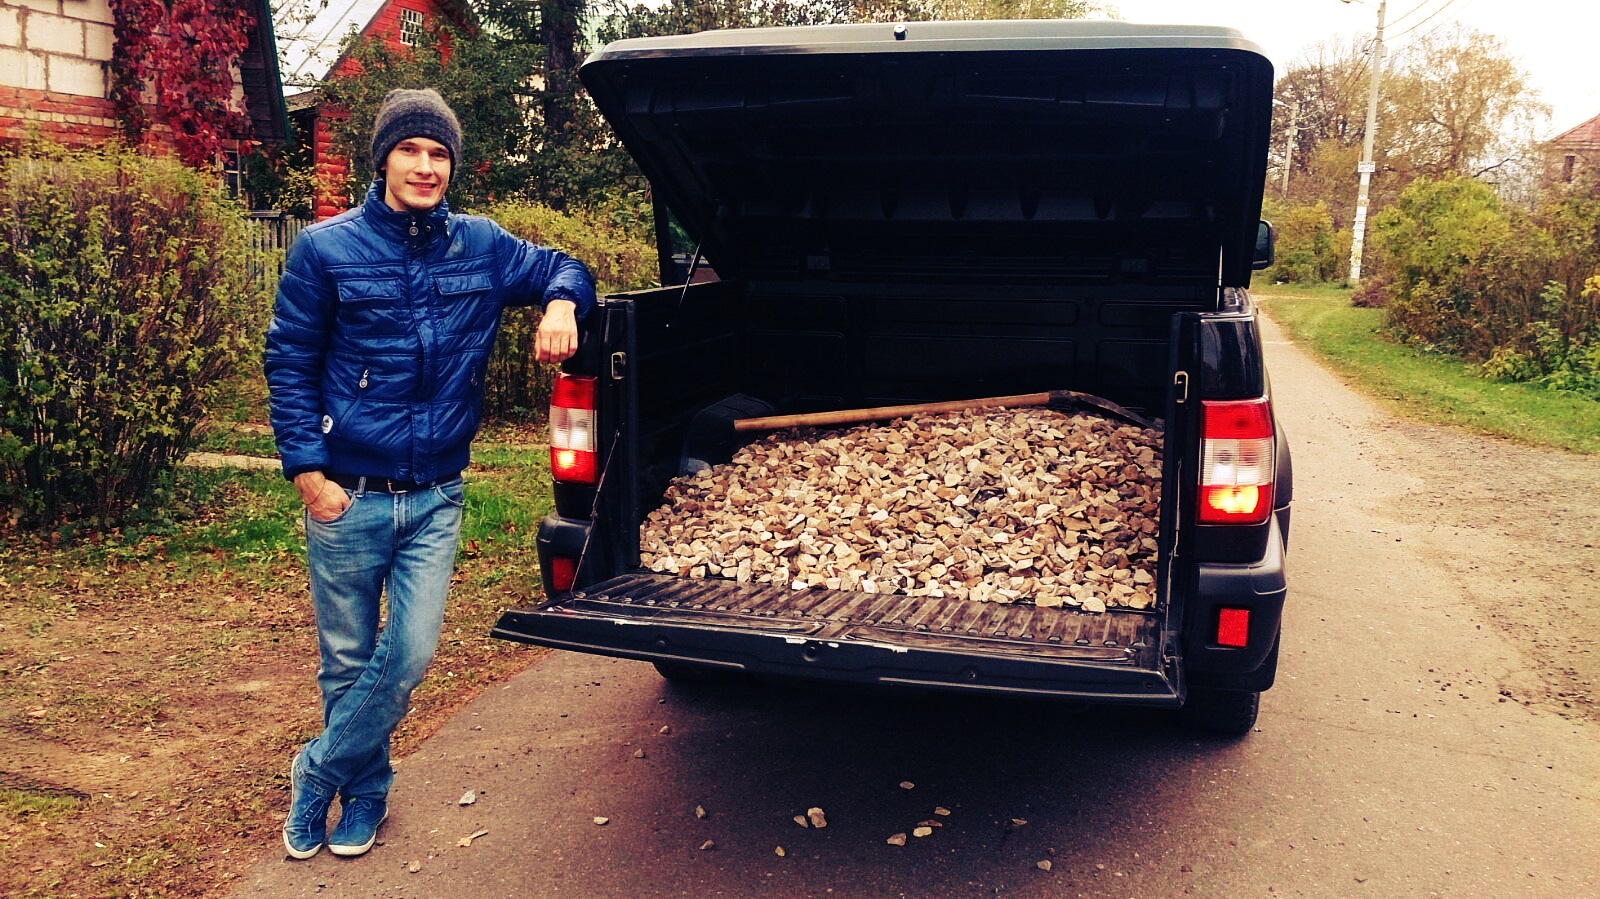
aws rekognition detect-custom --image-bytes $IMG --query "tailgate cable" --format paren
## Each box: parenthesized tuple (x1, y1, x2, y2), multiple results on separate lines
(664, 239, 704, 332)
(567, 432, 619, 599)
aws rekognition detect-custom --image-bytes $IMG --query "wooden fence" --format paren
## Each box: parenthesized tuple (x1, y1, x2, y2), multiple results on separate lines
(245, 211, 308, 291)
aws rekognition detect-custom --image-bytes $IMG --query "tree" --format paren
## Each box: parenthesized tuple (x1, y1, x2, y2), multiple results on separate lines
(1380, 26, 1549, 182)
(1269, 37, 1370, 212)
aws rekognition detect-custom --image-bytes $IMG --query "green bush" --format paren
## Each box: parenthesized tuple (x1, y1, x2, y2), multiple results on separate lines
(479, 201, 657, 419)
(0, 142, 269, 528)
(1371, 175, 1519, 356)
(1261, 198, 1346, 285)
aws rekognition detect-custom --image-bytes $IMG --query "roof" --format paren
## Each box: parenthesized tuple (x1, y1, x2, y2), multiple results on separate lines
(241, 0, 289, 142)
(1549, 112, 1600, 150)
(273, 0, 390, 91)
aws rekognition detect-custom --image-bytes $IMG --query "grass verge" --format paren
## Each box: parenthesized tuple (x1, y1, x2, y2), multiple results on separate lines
(0, 423, 554, 898)
(1254, 284, 1600, 455)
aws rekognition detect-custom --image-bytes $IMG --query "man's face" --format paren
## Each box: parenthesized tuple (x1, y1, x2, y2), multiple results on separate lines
(381, 137, 452, 214)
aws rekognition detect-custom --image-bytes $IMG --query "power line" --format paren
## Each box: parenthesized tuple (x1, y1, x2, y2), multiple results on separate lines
(1385, 0, 1439, 30)
(1387, 0, 1470, 41)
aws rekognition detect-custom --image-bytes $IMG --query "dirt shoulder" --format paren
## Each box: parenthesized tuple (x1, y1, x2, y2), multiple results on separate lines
(1258, 310, 1600, 722)
(0, 459, 549, 899)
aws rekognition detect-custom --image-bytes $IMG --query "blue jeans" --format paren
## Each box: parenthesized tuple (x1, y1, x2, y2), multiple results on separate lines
(297, 476, 465, 802)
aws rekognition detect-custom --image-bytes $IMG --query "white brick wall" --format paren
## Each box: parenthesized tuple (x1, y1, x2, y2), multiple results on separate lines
(64, 0, 114, 26)
(0, 8, 20, 47)
(13, 0, 63, 16)
(2, 0, 114, 98)
(83, 18, 108, 60)
(0, 45, 47, 90)
(48, 52, 103, 96)
(25, 10, 81, 55)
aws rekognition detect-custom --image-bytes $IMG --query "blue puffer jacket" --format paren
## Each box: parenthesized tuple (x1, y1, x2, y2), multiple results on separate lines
(265, 183, 596, 484)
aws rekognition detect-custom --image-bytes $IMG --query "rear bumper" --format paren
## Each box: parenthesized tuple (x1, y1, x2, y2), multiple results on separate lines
(1182, 515, 1288, 687)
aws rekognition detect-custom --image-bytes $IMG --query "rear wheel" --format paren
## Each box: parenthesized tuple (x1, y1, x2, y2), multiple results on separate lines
(1179, 687, 1259, 737)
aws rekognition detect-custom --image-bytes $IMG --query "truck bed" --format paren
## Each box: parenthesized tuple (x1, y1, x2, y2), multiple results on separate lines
(494, 572, 1178, 703)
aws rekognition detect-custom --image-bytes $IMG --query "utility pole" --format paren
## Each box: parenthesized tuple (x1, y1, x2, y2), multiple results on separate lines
(1347, 0, 1386, 284)
(1282, 98, 1300, 196)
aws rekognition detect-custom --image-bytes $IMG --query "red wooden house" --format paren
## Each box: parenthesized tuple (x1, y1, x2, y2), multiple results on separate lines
(274, 0, 469, 220)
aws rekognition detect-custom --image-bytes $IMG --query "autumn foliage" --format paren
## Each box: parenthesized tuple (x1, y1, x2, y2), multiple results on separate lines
(108, 0, 256, 168)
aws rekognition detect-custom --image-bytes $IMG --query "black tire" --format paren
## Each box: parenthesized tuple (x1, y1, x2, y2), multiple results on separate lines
(1179, 687, 1260, 737)
(652, 661, 730, 684)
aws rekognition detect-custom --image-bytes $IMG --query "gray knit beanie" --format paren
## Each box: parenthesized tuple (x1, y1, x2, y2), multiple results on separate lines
(371, 88, 463, 173)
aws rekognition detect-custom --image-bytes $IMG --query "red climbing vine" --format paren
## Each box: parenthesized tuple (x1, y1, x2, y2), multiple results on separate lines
(108, 0, 256, 169)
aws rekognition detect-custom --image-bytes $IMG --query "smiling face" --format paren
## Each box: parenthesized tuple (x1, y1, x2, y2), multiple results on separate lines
(380, 137, 452, 214)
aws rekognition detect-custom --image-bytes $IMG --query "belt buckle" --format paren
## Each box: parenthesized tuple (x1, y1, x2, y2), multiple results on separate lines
(387, 478, 409, 494)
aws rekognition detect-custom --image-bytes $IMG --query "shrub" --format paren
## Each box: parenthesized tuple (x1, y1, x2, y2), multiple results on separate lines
(1262, 199, 1345, 284)
(1371, 175, 1517, 356)
(479, 201, 657, 419)
(0, 142, 269, 528)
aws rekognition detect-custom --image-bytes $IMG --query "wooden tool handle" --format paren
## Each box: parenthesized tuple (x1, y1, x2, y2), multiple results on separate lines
(732, 392, 1050, 432)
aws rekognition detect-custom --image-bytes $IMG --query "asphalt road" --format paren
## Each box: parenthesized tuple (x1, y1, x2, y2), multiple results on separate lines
(237, 313, 1600, 898)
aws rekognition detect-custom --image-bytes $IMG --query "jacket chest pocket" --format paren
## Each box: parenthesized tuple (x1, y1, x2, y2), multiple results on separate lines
(434, 272, 497, 338)
(336, 279, 410, 336)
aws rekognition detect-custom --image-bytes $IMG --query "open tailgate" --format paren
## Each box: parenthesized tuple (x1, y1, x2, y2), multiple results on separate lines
(493, 573, 1179, 704)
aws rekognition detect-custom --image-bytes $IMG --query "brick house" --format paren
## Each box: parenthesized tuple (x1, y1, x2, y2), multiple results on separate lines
(274, 0, 468, 220)
(1546, 112, 1600, 186)
(0, 0, 286, 170)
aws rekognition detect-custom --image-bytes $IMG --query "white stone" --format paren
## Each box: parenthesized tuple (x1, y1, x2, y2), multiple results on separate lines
(25, 13, 82, 55)
(83, 20, 111, 61)
(65, 0, 117, 25)
(0, 9, 21, 47)
(15, 0, 63, 16)
(47, 53, 105, 97)
(0, 47, 47, 90)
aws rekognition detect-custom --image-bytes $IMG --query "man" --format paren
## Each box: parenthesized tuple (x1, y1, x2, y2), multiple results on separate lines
(265, 88, 596, 859)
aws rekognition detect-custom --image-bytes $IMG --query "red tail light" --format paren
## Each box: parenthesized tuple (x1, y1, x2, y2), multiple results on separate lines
(1198, 398, 1274, 525)
(550, 373, 597, 484)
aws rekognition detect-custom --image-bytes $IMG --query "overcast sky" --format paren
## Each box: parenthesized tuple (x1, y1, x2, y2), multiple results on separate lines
(1110, 0, 1596, 137)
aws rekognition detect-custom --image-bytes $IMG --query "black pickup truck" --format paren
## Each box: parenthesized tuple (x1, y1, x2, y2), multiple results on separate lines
(492, 20, 1292, 735)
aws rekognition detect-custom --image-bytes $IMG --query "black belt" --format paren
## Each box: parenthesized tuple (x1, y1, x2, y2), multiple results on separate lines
(326, 472, 457, 494)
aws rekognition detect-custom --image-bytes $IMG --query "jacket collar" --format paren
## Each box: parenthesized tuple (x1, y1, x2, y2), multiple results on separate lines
(361, 180, 451, 245)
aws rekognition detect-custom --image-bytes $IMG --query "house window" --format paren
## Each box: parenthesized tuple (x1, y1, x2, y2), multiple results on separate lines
(1564, 154, 1577, 183)
(399, 8, 424, 46)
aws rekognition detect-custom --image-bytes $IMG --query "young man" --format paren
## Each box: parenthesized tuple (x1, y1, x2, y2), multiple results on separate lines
(265, 88, 596, 859)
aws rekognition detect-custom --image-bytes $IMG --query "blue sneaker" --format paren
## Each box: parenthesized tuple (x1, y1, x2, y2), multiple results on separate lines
(283, 752, 334, 859)
(328, 797, 388, 857)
